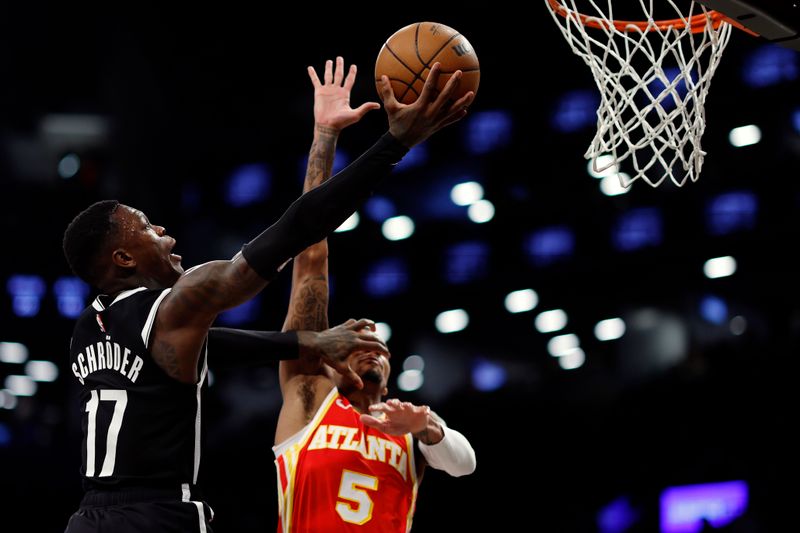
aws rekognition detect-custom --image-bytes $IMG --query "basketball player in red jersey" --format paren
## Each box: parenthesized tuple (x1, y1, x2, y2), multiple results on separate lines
(273, 56, 476, 533)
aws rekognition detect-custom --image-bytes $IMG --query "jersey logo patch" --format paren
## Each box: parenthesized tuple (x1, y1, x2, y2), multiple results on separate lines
(96, 313, 106, 333)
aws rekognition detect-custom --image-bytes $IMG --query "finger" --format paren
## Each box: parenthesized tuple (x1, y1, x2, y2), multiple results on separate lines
(432, 70, 463, 110)
(368, 402, 389, 412)
(353, 101, 381, 120)
(438, 92, 474, 127)
(378, 75, 399, 108)
(360, 414, 387, 430)
(324, 59, 333, 85)
(343, 64, 358, 91)
(347, 318, 375, 331)
(307, 66, 322, 88)
(356, 340, 389, 356)
(334, 56, 345, 86)
(417, 63, 442, 105)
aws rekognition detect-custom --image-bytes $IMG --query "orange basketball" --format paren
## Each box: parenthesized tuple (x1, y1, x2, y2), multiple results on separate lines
(375, 22, 480, 105)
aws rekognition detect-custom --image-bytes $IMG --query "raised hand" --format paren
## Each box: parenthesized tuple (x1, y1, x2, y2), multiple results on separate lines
(303, 318, 389, 389)
(378, 62, 475, 147)
(360, 398, 433, 436)
(308, 56, 381, 132)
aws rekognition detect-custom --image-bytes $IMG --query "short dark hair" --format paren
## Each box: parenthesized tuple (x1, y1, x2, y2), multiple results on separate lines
(63, 200, 121, 286)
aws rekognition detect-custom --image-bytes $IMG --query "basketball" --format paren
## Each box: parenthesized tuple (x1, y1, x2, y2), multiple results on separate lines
(375, 22, 480, 105)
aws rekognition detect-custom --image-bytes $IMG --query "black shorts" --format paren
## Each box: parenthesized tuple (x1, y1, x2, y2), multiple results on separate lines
(65, 485, 214, 533)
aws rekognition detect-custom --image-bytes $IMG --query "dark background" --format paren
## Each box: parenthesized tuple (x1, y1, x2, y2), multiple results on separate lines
(1, 4, 798, 532)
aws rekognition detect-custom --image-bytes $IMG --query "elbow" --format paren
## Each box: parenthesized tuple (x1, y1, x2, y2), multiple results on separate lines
(450, 449, 476, 477)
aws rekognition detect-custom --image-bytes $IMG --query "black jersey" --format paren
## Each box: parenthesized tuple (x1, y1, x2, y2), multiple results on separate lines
(69, 287, 207, 489)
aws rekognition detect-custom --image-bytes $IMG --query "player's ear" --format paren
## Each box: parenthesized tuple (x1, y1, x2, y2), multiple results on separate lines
(381, 385, 388, 397)
(112, 248, 136, 268)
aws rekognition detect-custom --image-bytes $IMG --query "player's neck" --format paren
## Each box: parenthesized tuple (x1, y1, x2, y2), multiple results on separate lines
(343, 390, 381, 414)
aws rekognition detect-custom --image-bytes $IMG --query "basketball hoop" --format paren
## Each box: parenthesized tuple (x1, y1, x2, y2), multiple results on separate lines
(546, 0, 734, 187)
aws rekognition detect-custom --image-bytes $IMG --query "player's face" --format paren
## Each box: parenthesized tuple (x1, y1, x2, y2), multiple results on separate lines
(349, 351, 391, 389)
(114, 205, 184, 287)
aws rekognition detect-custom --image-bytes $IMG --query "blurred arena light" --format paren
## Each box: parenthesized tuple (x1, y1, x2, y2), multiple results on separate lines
(535, 309, 568, 334)
(504, 289, 539, 314)
(704, 256, 737, 279)
(382, 216, 415, 241)
(435, 309, 469, 334)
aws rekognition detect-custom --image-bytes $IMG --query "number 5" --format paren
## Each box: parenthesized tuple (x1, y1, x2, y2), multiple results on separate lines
(336, 470, 379, 525)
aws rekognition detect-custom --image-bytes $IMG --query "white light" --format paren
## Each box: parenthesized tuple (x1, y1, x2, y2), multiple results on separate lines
(600, 173, 631, 196)
(382, 216, 415, 241)
(450, 181, 484, 206)
(25, 360, 58, 382)
(403, 355, 425, 371)
(535, 309, 568, 333)
(730, 315, 747, 336)
(435, 309, 469, 333)
(594, 318, 626, 341)
(587, 154, 618, 178)
(0, 342, 29, 364)
(729, 125, 761, 147)
(504, 289, 539, 313)
(0, 390, 17, 410)
(58, 153, 81, 179)
(547, 333, 580, 357)
(334, 212, 360, 233)
(374, 322, 392, 343)
(467, 199, 495, 223)
(397, 369, 424, 391)
(704, 256, 737, 279)
(558, 348, 585, 370)
(4, 375, 37, 397)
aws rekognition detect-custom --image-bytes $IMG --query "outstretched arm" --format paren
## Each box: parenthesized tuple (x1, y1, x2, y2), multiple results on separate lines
(151, 62, 471, 384)
(361, 398, 476, 477)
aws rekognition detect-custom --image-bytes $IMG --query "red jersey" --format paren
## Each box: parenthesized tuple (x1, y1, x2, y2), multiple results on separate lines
(274, 388, 419, 532)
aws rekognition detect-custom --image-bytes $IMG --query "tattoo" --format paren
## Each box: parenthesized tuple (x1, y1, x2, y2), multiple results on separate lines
(285, 276, 329, 332)
(305, 127, 338, 191)
(152, 339, 183, 380)
(172, 259, 260, 314)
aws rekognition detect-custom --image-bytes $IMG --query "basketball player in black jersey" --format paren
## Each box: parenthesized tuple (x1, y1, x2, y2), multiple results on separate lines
(61, 60, 473, 532)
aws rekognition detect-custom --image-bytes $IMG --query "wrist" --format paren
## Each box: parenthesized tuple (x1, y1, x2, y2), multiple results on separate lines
(412, 415, 443, 445)
(314, 123, 341, 138)
(296, 331, 319, 358)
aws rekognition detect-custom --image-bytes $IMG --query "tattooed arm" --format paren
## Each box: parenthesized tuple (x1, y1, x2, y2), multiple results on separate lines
(275, 57, 382, 443)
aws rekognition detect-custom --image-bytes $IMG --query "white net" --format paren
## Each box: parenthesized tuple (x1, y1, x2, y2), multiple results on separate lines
(546, 0, 733, 187)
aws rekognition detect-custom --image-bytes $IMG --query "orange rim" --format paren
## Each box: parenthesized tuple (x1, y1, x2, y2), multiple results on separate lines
(545, 0, 738, 34)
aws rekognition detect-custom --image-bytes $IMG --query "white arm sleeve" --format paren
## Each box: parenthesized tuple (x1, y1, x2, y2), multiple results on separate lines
(418, 425, 476, 477)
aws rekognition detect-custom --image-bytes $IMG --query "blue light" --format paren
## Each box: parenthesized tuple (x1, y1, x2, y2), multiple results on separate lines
(217, 296, 260, 326)
(6, 275, 46, 317)
(661, 480, 748, 533)
(525, 226, 575, 266)
(700, 295, 727, 325)
(551, 90, 599, 133)
(396, 144, 428, 171)
(465, 110, 513, 154)
(0, 423, 10, 447)
(299, 149, 350, 180)
(613, 208, 663, 252)
(225, 163, 271, 207)
(598, 496, 639, 533)
(444, 241, 489, 284)
(742, 45, 798, 88)
(363, 258, 408, 298)
(53, 277, 90, 318)
(793, 109, 800, 134)
(647, 68, 692, 111)
(364, 196, 397, 223)
(706, 191, 757, 236)
(471, 359, 506, 392)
